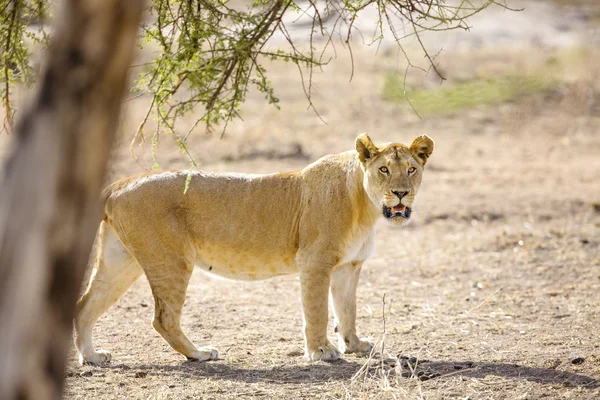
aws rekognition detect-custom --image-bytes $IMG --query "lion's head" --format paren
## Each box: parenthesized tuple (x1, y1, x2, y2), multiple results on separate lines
(356, 133, 434, 225)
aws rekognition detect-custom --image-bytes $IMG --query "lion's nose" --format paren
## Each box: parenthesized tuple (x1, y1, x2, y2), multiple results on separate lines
(392, 190, 409, 199)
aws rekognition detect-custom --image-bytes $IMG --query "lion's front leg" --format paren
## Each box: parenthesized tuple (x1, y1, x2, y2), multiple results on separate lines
(299, 266, 341, 362)
(330, 262, 374, 356)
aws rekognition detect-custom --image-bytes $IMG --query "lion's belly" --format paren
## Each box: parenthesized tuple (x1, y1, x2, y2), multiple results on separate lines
(193, 245, 298, 281)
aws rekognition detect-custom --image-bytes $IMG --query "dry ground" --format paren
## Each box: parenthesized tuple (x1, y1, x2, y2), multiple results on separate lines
(64, 101, 600, 399)
(66, 100, 600, 398)
(1, 1, 599, 399)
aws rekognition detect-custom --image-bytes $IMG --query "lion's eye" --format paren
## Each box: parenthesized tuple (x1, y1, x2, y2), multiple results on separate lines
(408, 167, 416, 174)
(379, 166, 389, 174)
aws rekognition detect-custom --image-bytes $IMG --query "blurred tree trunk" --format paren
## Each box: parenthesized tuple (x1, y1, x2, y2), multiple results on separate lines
(0, 0, 143, 399)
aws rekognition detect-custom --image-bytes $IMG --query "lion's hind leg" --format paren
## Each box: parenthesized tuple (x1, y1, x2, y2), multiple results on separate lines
(74, 221, 143, 365)
(141, 257, 218, 362)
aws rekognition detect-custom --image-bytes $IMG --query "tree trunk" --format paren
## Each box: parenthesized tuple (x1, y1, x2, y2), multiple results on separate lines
(0, 1, 143, 399)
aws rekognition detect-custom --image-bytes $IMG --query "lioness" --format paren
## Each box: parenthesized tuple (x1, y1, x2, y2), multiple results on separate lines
(74, 133, 434, 365)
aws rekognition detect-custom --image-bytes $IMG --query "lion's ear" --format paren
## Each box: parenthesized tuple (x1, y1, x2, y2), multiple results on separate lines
(410, 135, 434, 165)
(355, 133, 379, 164)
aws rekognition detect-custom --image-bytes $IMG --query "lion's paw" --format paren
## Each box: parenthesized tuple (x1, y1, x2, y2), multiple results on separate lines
(186, 346, 219, 361)
(346, 338, 375, 356)
(307, 343, 342, 362)
(79, 349, 112, 366)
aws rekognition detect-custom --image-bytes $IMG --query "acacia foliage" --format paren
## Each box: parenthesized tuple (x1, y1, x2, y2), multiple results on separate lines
(1, 0, 49, 131)
(1, 0, 512, 139)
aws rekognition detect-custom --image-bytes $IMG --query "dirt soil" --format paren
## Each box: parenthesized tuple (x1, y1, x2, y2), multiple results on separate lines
(1, 1, 598, 399)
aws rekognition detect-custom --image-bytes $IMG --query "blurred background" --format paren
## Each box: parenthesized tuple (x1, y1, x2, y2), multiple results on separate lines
(1, 0, 599, 398)
(107, 0, 599, 172)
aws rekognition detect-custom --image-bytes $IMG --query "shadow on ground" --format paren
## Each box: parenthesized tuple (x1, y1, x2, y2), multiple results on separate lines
(97, 358, 598, 389)
(396, 359, 598, 389)
(102, 359, 362, 384)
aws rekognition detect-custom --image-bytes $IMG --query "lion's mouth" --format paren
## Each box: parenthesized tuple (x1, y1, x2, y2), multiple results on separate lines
(383, 204, 411, 220)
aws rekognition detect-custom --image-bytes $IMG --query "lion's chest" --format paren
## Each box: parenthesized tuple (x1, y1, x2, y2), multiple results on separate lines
(193, 245, 298, 281)
(340, 228, 376, 265)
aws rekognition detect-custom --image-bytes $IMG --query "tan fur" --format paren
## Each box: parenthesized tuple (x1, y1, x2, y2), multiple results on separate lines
(74, 134, 434, 364)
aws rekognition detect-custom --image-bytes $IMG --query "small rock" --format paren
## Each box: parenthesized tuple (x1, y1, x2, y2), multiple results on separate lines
(571, 357, 585, 365)
(134, 371, 147, 378)
(80, 371, 93, 377)
(408, 357, 418, 365)
(580, 239, 589, 245)
(401, 371, 412, 378)
(453, 365, 464, 370)
(418, 375, 430, 381)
